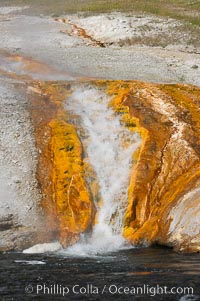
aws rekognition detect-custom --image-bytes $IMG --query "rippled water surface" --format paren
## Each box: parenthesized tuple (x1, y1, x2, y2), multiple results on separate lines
(0, 247, 199, 300)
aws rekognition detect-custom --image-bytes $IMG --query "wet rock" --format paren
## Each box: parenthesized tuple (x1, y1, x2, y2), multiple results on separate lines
(110, 81, 200, 253)
(0, 228, 54, 252)
(30, 80, 200, 253)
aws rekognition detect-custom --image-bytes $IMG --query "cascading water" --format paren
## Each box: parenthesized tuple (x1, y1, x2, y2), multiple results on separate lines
(61, 85, 141, 256)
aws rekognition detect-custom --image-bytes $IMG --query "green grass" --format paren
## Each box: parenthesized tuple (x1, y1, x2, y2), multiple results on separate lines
(1, 0, 200, 26)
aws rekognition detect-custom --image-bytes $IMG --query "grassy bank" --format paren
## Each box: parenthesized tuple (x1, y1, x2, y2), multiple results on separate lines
(1, 0, 200, 26)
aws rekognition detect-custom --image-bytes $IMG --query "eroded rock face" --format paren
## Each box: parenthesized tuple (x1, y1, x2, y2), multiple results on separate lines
(28, 80, 200, 253)
(109, 81, 200, 253)
(28, 82, 95, 248)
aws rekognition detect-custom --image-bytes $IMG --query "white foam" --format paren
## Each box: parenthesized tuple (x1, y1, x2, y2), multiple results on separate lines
(23, 242, 62, 254)
(63, 85, 140, 255)
(15, 260, 46, 265)
(59, 230, 133, 257)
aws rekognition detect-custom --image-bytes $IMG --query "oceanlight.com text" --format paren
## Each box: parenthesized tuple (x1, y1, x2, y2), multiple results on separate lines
(25, 283, 194, 297)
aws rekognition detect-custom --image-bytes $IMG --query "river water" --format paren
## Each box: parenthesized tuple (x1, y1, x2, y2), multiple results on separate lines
(0, 247, 199, 300)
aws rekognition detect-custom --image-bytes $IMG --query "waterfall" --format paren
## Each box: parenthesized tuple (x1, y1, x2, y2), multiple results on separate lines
(61, 85, 141, 256)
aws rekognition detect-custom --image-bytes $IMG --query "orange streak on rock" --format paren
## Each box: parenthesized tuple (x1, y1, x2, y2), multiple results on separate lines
(0, 50, 69, 79)
(50, 119, 94, 247)
(109, 82, 200, 252)
(93, 80, 200, 252)
(28, 79, 200, 252)
(29, 82, 94, 247)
